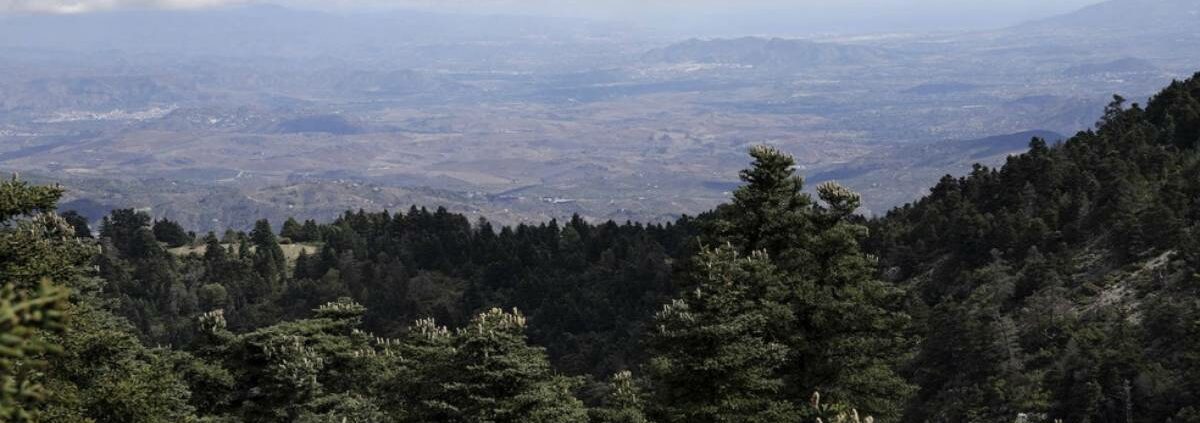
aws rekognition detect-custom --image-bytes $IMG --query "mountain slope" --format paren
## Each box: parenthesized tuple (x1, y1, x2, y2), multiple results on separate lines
(807, 130, 1064, 215)
(871, 72, 1200, 422)
(989, 0, 1200, 65)
(1019, 0, 1200, 33)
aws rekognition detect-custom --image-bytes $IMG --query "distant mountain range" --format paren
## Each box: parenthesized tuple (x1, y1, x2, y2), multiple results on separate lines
(1019, 0, 1200, 32)
(1003, 0, 1200, 62)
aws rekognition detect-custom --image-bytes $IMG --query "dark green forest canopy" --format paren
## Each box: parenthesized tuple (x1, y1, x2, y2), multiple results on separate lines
(2, 72, 1200, 422)
(868, 72, 1200, 422)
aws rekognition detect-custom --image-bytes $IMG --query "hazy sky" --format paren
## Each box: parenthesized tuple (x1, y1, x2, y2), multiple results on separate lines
(0, 0, 1109, 33)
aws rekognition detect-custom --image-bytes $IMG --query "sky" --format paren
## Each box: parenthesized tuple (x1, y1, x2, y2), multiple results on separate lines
(0, 0, 1109, 33)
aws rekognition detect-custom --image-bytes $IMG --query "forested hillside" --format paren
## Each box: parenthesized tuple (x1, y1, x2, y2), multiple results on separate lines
(2, 73, 1200, 422)
(870, 73, 1200, 422)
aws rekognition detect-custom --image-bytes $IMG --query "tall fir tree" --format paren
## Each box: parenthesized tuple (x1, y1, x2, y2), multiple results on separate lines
(250, 219, 287, 297)
(0, 178, 197, 422)
(709, 145, 815, 270)
(704, 147, 913, 419)
(152, 218, 192, 248)
(591, 371, 650, 423)
(442, 308, 589, 423)
(647, 246, 797, 423)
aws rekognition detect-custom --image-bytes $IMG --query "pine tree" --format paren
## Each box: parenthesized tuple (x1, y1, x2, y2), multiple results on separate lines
(0, 177, 78, 421)
(202, 232, 225, 262)
(0, 280, 69, 422)
(294, 250, 312, 280)
(368, 317, 450, 421)
(0, 179, 94, 292)
(59, 211, 93, 239)
(223, 298, 380, 422)
(100, 209, 152, 257)
(443, 308, 588, 423)
(0, 178, 197, 422)
(301, 220, 322, 243)
(1047, 308, 1146, 423)
(0, 177, 62, 221)
(152, 218, 192, 248)
(281, 217, 305, 242)
(647, 246, 797, 423)
(591, 371, 649, 423)
(709, 145, 815, 270)
(703, 147, 913, 419)
(250, 219, 287, 296)
(792, 181, 914, 418)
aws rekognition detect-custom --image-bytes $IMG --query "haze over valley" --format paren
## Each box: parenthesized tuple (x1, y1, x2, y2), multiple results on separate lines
(2, 0, 1198, 230)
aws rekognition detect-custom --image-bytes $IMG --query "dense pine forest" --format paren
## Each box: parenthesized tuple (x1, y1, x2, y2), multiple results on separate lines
(4, 73, 1200, 422)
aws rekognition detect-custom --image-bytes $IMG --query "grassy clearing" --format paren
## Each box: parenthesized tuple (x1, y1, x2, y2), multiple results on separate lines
(168, 242, 321, 265)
